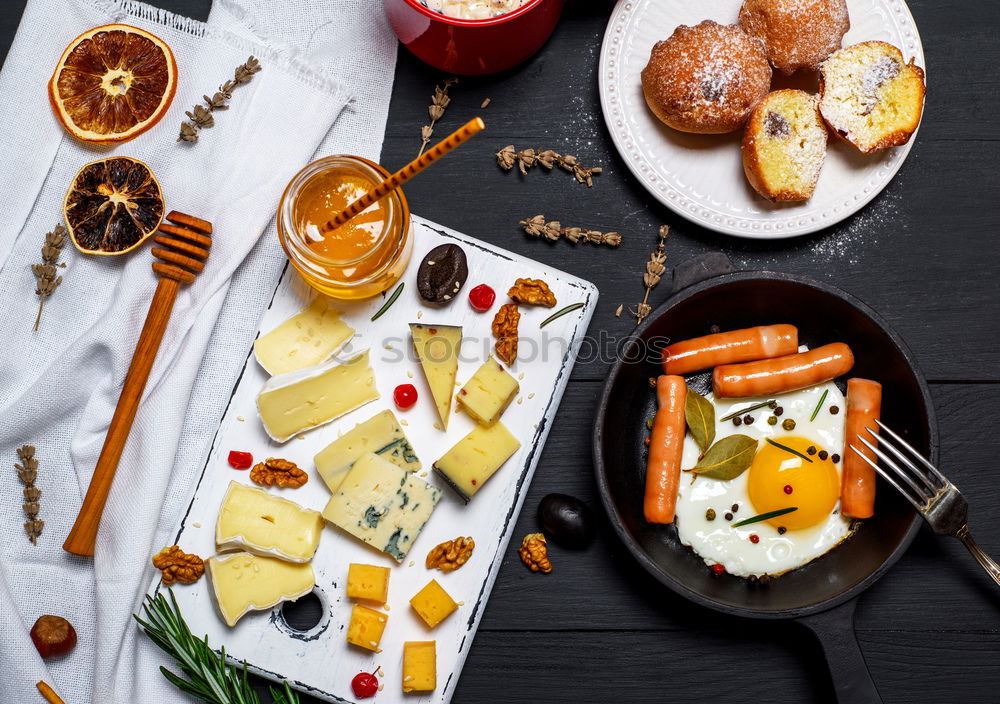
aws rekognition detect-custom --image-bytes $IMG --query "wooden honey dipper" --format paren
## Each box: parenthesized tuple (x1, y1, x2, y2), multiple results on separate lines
(63, 211, 212, 557)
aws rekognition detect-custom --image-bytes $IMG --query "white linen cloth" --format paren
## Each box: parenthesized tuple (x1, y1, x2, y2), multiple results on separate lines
(0, 0, 397, 701)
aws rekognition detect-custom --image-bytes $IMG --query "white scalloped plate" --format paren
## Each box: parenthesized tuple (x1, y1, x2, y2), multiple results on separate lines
(598, 0, 925, 239)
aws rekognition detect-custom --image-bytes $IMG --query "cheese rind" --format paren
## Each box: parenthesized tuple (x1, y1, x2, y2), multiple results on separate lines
(346, 604, 388, 652)
(456, 356, 519, 426)
(402, 641, 436, 692)
(256, 350, 379, 443)
(215, 481, 323, 562)
(253, 300, 354, 376)
(323, 452, 440, 562)
(433, 422, 521, 502)
(314, 410, 420, 494)
(409, 579, 458, 629)
(206, 552, 315, 627)
(346, 563, 390, 604)
(410, 323, 462, 430)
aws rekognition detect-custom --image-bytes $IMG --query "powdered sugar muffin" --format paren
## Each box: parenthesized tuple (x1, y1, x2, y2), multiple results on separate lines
(738, 0, 850, 75)
(818, 41, 926, 154)
(742, 90, 828, 201)
(640, 20, 772, 134)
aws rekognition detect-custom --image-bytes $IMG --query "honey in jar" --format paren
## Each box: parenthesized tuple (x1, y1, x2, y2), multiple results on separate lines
(277, 155, 412, 299)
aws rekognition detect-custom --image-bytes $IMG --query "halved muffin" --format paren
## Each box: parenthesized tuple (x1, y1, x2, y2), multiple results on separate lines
(818, 41, 926, 154)
(742, 89, 828, 202)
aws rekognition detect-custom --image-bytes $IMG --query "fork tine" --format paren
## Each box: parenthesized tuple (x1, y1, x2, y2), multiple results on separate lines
(857, 434, 932, 504)
(849, 443, 927, 511)
(874, 419, 947, 486)
(862, 425, 938, 496)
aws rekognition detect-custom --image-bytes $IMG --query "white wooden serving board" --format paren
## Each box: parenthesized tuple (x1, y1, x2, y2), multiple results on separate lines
(153, 215, 598, 703)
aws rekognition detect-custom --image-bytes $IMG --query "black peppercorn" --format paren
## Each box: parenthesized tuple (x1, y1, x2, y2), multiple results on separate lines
(768, 400, 777, 409)
(832, 454, 841, 463)
(731, 503, 739, 513)
(819, 450, 829, 461)
(759, 574, 771, 586)
(777, 527, 786, 535)
(733, 416, 742, 427)
(748, 574, 759, 585)
(806, 446, 817, 455)
(709, 324, 721, 334)
(724, 512, 733, 521)
(830, 405, 840, 415)
(782, 419, 796, 431)
(767, 416, 778, 426)
(774, 406, 784, 416)
(706, 508, 716, 521)
(744, 415, 754, 425)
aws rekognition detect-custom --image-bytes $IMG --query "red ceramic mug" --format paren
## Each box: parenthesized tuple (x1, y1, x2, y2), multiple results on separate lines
(384, 0, 566, 75)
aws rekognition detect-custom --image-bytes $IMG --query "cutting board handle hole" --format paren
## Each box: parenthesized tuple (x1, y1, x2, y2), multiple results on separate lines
(280, 589, 325, 632)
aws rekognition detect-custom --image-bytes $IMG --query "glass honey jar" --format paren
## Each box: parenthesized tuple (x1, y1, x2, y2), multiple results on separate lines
(277, 155, 412, 300)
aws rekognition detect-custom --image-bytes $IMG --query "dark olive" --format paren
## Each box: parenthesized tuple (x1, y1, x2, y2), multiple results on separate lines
(416, 243, 468, 305)
(537, 493, 596, 549)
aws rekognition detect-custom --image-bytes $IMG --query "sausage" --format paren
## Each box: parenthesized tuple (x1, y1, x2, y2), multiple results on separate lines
(644, 375, 687, 524)
(841, 378, 883, 519)
(662, 324, 798, 376)
(711, 342, 855, 398)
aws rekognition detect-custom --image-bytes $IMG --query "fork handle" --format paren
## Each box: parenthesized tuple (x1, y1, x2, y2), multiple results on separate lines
(956, 525, 1000, 587)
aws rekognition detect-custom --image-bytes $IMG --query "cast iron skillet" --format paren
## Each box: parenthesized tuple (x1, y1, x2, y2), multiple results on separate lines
(594, 264, 937, 704)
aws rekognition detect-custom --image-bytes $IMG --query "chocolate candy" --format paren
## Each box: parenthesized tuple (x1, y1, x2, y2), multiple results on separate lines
(417, 244, 468, 305)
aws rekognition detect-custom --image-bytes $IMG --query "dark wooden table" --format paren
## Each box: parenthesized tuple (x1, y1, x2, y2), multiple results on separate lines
(5, 1, 998, 702)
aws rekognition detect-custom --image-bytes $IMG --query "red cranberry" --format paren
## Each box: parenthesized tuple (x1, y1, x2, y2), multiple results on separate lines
(393, 383, 418, 410)
(468, 284, 496, 312)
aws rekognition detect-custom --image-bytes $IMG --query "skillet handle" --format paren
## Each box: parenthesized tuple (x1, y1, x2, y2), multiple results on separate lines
(797, 598, 882, 704)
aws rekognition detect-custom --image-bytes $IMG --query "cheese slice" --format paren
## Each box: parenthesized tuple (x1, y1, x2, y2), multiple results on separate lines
(215, 481, 323, 562)
(456, 356, 519, 426)
(207, 552, 315, 627)
(410, 323, 461, 430)
(257, 350, 379, 443)
(433, 422, 521, 502)
(323, 452, 440, 562)
(253, 300, 354, 376)
(314, 410, 420, 494)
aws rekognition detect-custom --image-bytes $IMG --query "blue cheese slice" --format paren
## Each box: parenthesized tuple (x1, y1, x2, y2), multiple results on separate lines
(314, 410, 421, 494)
(253, 300, 354, 376)
(323, 452, 440, 561)
(215, 481, 323, 562)
(256, 350, 379, 443)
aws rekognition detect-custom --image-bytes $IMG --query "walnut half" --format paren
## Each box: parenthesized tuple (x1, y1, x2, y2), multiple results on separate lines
(152, 545, 205, 585)
(518, 533, 552, 574)
(508, 278, 557, 307)
(250, 457, 308, 488)
(426, 536, 475, 572)
(492, 303, 520, 366)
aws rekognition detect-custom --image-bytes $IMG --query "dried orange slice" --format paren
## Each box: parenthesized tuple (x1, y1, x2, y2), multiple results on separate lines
(49, 25, 177, 143)
(64, 157, 165, 255)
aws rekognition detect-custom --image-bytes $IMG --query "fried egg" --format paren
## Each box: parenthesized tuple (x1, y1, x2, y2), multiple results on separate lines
(675, 381, 853, 578)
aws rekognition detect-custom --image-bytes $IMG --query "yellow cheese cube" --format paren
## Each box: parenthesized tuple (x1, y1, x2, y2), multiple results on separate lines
(346, 604, 388, 652)
(409, 579, 457, 629)
(456, 356, 519, 426)
(402, 641, 436, 692)
(433, 421, 521, 502)
(347, 563, 390, 604)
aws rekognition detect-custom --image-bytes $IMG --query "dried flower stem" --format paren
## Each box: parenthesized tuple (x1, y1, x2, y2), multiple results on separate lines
(178, 56, 261, 143)
(497, 145, 602, 187)
(419, 78, 458, 157)
(32, 225, 67, 331)
(632, 226, 669, 325)
(520, 215, 621, 247)
(15, 445, 43, 544)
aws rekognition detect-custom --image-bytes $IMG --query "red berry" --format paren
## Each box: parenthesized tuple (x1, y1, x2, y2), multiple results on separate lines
(468, 284, 496, 312)
(783, 484, 793, 494)
(749, 534, 760, 544)
(711, 564, 725, 576)
(393, 383, 418, 410)
(351, 671, 379, 699)
(227, 450, 253, 470)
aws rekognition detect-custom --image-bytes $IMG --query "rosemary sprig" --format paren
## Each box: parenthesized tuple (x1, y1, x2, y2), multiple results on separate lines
(419, 78, 458, 157)
(179, 57, 262, 143)
(15, 445, 43, 544)
(633, 225, 668, 325)
(539, 302, 585, 328)
(810, 389, 829, 422)
(719, 400, 777, 422)
(370, 282, 404, 322)
(520, 215, 621, 247)
(32, 225, 67, 331)
(732, 506, 798, 528)
(765, 437, 814, 463)
(135, 590, 299, 704)
(496, 146, 602, 187)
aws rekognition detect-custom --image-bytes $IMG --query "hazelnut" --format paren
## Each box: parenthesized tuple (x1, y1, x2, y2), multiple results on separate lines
(30, 615, 77, 659)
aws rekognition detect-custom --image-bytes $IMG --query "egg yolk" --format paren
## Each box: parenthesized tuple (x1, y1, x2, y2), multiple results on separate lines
(747, 436, 840, 531)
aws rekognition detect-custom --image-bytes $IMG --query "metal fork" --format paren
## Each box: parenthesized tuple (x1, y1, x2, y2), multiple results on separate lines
(850, 419, 1000, 587)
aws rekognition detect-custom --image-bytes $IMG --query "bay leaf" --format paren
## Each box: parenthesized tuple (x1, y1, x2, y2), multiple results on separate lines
(684, 434, 758, 481)
(684, 389, 715, 455)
